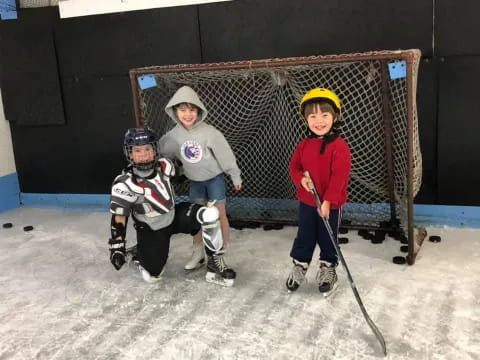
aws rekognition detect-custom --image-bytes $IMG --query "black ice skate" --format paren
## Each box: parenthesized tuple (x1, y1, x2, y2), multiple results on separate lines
(317, 260, 338, 297)
(206, 252, 236, 287)
(286, 259, 309, 292)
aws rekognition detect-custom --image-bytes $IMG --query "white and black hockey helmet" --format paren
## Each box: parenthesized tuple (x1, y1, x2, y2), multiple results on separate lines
(123, 127, 159, 171)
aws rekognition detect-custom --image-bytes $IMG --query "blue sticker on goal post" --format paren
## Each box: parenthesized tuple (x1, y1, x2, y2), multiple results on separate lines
(388, 61, 406, 80)
(0, 0, 17, 20)
(138, 74, 157, 90)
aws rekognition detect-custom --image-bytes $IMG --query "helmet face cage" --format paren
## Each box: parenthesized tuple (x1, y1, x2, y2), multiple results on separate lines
(123, 127, 159, 171)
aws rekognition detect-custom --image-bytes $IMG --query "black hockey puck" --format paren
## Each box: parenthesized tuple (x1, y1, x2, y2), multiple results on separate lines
(2, 222, 13, 229)
(387, 230, 397, 237)
(393, 232, 408, 244)
(338, 237, 349, 244)
(339, 227, 348, 234)
(23, 225, 34, 232)
(260, 211, 272, 218)
(358, 229, 374, 240)
(429, 235, 442, 243)
(392, 256, 406, 265)
(379, 220, 390, 228)
(374, 230, 386, 241)
(400, 245, 409, 253)
(399, 235, 408, 244)
(371, 230, 386, 243)
(263, 223, 283, 231)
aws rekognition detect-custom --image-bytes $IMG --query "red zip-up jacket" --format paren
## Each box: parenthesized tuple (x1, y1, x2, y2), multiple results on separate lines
(289, 137, 351, 209)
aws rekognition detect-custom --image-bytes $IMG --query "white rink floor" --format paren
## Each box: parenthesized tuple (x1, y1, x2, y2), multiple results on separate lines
(0, 207, 479, 360)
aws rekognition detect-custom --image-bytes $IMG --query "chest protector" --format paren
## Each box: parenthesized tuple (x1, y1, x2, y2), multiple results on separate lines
(114, 169, 175, 217)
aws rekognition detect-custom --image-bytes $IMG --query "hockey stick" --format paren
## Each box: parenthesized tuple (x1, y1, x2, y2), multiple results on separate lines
(304, 172, 387, 356)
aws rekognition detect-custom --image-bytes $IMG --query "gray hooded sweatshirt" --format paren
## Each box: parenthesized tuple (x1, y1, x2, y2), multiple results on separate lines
(159, 86, 242, 187)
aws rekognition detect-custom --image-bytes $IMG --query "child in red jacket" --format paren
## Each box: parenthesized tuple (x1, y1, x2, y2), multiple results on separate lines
(286, 88, 351, 295)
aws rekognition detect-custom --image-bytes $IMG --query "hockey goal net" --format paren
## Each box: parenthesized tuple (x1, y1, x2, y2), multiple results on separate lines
(129, 49, 426, 264)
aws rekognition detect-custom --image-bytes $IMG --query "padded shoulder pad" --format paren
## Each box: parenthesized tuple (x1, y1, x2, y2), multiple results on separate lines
(111, 181, 137, 203)
(112, 173, 130, 185)
(159, 158, 175, 177)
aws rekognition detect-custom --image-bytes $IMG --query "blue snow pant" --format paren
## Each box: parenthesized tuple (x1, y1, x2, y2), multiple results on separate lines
(290, 202, 342, 265)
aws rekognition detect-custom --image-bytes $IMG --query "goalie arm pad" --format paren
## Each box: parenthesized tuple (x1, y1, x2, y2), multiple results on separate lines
(111, 215, 127, 241)
(110, 181, 137, 216)
(109, 215, 127, 271)
(196, 205, 223, 252)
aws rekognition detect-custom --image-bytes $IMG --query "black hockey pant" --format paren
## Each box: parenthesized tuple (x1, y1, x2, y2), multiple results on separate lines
(134, 202, 202, 276)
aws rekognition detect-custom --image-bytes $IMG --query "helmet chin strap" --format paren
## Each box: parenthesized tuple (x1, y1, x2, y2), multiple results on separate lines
(135, 160, 155, 170)
(132, 160, 156, 176)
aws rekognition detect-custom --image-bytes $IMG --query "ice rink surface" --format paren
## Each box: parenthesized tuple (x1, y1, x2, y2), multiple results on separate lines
(0, 207, 479, 360)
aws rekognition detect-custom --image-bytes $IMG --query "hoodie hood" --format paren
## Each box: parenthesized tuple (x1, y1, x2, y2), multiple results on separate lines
(165, 86, 208, 126)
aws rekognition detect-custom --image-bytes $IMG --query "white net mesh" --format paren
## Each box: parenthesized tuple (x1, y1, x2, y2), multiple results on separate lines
(131, 50, 422, 230)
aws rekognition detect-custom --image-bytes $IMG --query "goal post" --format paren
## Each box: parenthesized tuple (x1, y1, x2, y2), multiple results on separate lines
(129, 49, 427, 264)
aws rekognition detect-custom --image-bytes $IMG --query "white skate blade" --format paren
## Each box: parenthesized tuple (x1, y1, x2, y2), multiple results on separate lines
(205, 271, 234, 287)
(321, 282, 338, 298)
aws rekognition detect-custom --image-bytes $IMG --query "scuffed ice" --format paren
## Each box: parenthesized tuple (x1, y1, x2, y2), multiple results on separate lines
(0, 208, 479, 359)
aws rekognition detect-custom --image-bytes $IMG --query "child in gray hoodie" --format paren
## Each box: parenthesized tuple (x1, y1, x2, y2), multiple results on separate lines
(159, 86, 242, 279)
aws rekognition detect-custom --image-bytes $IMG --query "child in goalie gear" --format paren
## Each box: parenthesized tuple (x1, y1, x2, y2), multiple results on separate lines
(109, 127, 236, 286)
(159, 86, 242, 272)
(286, 88, 351, 294)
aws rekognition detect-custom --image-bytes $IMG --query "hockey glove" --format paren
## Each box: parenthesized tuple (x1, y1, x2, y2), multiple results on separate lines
(171, 174, 188, 185)
(108, 238, 126, 270)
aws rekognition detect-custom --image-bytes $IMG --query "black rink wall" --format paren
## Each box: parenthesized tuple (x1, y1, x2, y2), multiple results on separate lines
(1, 0, 479, 205)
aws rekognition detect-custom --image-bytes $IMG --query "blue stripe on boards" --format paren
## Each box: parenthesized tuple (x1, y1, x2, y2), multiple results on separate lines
(0, 173, 20, 213)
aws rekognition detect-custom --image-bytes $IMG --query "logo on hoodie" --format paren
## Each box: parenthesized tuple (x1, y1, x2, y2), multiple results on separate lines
(181, 140, 203, 163)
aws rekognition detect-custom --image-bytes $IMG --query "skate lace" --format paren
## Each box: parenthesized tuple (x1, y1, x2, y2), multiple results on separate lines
(213, 254, 228, 272)
(287, 264, 308, 287)
(316, 265, 335, 284)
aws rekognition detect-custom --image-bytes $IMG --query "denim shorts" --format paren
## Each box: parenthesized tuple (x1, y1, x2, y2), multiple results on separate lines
(189, 174, 226, 204)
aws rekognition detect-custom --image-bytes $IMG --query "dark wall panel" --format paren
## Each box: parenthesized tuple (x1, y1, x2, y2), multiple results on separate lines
(415, 58, 437, 204)
(437, 57, 480, 205)
(11, 76, 133, 193)
(6, 6, 204, 194)
(435, 0, 480, 56)
(55, 6, 201, 77)
(0, 8, 64, 126)
(8, 3, 474, 207)
(200, 0, 433, 62)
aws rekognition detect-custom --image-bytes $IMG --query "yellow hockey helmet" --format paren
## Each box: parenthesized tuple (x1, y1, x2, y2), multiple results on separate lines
(299, 88, 342, 120)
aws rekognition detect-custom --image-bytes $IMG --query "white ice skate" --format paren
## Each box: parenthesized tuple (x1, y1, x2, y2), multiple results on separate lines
(184, 242, 205, 272)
